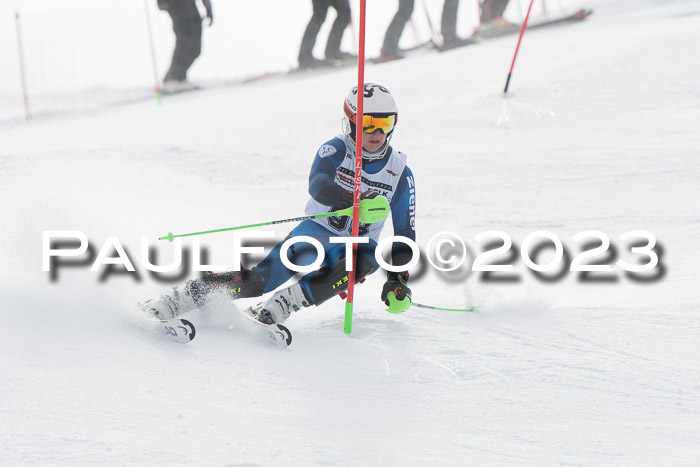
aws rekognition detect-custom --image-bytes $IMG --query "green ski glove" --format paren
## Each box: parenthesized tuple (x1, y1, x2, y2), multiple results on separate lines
(381, 272, 412, 314)
(359, 191, 390, 224)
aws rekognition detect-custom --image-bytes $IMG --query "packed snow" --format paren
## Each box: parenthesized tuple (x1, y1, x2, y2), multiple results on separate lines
(1, 0, 699, 465)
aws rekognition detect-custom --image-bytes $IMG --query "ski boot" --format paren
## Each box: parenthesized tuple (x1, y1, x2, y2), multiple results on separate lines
(141, 270, 264, 319)
(140, 286, 197, 320)
(250, 283, 311, 325)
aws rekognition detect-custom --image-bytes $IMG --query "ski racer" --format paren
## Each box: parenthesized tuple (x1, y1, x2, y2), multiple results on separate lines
(142, 82, 416, 324)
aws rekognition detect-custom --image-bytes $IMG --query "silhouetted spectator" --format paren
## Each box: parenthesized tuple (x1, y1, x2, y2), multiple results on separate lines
(298, 0, 353, 69)
(480, 0, 511, 26)
(441, 0, 460, 46)
(380, 0, 414, 61)
(158, 0, 213, 92)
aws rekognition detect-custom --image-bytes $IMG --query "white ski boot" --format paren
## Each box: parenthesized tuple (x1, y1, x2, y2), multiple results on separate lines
(140, 286, 197, 320)
(254, 283, 311, 325)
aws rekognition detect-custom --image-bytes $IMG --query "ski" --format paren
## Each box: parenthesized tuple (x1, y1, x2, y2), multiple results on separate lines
(438, 9, 593, 52)
(289, 56, 357, 75)
(142, 312, 291, 347)
(240, 306, 293, 348)
(138, 292, 291, 347)
(525, 8, 593, 31)
(368, 41, 436, 64)
(155, 318, 196, 343)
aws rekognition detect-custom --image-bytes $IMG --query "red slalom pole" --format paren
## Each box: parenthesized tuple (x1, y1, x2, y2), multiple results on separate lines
(344, 0, 367, 335)
(14, 11, 31, 120)
(419, 0, 438, 46)
(143, 0, 162, 101)
(503, 0, 535, 94)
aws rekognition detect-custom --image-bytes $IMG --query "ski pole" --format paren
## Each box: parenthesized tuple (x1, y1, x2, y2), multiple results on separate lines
(387, 293, 475, 313)
(159, 207, 354, 242)
(503, 0, 535, 94)
(158, 195, 390, 242)
(411, 302, 475, 312)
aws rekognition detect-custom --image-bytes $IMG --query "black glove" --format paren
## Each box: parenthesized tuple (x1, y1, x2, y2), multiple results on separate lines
(341, 189, 377, 207)
(381, 271, 411, 306)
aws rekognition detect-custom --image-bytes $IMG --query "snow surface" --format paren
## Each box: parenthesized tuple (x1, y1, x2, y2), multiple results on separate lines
(2, 0, 700, 465)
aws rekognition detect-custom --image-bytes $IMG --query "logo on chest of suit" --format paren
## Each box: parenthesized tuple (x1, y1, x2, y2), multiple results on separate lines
(386, 169, 397, 176)
(337, 167, 393, 192)
(337, 173, 353, 186)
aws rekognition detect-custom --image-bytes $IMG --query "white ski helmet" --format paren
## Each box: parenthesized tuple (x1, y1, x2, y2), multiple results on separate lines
(342, 82, 398, 161)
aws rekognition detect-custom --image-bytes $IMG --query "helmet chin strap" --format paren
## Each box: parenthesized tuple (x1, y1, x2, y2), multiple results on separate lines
(343, 133, 391, 161)
(361, 140, 390, 161)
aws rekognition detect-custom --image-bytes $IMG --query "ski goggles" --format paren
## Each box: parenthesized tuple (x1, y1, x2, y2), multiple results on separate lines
(361, 114, 396, 134)
(345, 102, 397, 134)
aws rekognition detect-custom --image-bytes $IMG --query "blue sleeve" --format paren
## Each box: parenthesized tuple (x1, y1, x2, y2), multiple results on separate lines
(308, 138, 350, 207)
(390, 165, 416, 268)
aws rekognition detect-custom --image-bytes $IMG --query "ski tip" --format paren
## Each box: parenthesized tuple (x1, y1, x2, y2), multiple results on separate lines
(276, 324, 293, 347)
(180, 319, 196, 341)
(158, 318, 196, 343)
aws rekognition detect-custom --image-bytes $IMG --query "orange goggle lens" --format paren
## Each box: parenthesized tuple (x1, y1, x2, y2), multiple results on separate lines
(361, 114, 396, 134)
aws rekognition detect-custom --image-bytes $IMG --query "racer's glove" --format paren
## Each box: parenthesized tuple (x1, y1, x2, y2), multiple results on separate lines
(340, 189, 381, 208)
(326, 189, 389, 224)
(381, 271, 412, 314)
(359, 190, 389, 224)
